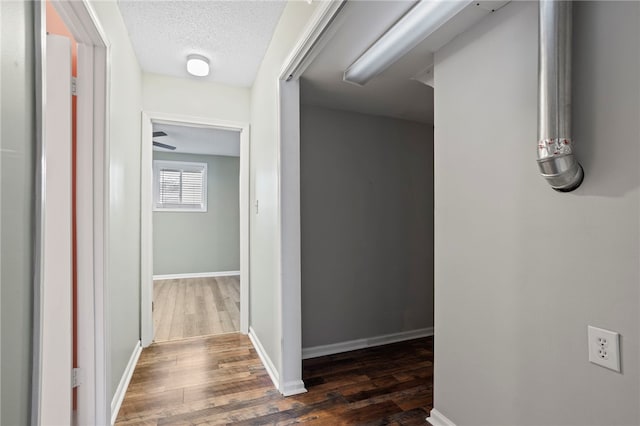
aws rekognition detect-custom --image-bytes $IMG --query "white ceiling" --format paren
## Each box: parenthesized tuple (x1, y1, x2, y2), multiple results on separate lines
(117, 0, 507, 123)
(153, 123, 240, 157)
(117, 0, 287, 87)
(301, 1, 510, 125)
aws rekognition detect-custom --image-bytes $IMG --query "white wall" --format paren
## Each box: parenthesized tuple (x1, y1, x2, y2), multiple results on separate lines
(142, 73, 250, 122)
(90, 0, 143, 400)
(249, 0, 319, 379)
(300, 105, 434, 348)
(433, 1, 640, 425)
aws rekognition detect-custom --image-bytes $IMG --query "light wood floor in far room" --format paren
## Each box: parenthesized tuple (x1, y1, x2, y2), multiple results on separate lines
(115, 333, 433, 425)
(153, 276, 239, 342)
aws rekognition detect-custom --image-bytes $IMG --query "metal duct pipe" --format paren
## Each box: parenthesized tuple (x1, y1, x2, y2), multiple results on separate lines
(537, 0, 583, 191)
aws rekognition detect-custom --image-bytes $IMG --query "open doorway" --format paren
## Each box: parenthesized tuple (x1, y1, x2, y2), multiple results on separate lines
(276, 0, 502, 410)
(274, 0, 435, 395)
(150, 123, 242, 342)
(35, 0, 109, 424)
(278, 0, 435, 371)
(289, 4, 435, 420)
(297, 1, 435, 361)
(140, 113, 250, 348)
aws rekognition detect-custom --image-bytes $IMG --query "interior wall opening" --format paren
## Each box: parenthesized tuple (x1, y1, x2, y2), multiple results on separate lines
(295, 0, 435, 410)
(34, 0, 110, 424)
(147, 121, 242, 343)
(146, 121, 246, 342)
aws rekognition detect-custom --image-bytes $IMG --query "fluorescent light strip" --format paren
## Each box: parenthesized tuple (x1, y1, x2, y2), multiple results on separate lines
(343, 0, 471, 86)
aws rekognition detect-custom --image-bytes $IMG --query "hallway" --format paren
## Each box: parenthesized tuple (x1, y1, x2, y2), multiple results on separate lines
(115, 334, 433, 424)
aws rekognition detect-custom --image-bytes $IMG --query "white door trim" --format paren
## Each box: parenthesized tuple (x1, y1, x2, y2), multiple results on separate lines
(275, 0, 345, 396)
(41, 32, 73, 426)
(34, 1, 110, 424)
(140, 111, 250, 347)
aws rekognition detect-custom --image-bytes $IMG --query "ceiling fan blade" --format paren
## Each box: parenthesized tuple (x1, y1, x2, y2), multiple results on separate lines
(153, 141, 176, 150)
(153, 131, 168, 138)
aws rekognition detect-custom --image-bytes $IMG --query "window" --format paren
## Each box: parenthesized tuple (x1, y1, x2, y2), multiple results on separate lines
(153, 160, 207, 212)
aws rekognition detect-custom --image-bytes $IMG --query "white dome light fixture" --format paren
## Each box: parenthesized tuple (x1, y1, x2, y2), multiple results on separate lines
(186, 54, 210, 77)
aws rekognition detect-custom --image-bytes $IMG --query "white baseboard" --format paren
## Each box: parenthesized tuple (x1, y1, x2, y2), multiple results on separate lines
(280, 379, 307, 396)
(153, 270, 240, 280)
(427, 409, 457, 426)
(302, 327, 434, 359)
(248, 327, 280, 391)
(110, 341, 142, 425)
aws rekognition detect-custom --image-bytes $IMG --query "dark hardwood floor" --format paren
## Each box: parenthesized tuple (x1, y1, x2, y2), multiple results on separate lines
(115, 333, 433, 425)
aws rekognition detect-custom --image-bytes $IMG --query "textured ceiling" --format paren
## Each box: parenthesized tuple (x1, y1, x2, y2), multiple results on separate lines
(118, 0, 287, 87)
(153, 123, 240, 157)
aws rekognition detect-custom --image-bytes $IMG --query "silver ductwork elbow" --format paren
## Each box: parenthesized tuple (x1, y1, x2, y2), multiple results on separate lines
(537, 0, 583, 192)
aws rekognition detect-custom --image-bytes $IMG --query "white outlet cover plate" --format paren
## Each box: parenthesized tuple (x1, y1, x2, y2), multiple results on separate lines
(588, 325, 621, 372)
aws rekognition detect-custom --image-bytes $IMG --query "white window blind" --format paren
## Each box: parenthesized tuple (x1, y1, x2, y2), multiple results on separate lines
(153, 160, 207, 212)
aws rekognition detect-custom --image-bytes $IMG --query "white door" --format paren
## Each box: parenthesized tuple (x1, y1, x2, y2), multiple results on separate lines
(40, 33, 73, 425)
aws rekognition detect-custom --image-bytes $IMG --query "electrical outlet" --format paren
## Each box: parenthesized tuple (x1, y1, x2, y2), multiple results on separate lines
(588, 326, 620, 372)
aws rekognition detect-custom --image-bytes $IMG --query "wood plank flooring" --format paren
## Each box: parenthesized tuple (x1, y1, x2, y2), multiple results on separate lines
(115, 333, 433, 425)
(153, 277, 240, 342)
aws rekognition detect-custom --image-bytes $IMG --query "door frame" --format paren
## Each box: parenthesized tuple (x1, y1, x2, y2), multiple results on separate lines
(34, 1, 110, 424)
(275, 0, 345, 395)
(140, 111, 250, 347)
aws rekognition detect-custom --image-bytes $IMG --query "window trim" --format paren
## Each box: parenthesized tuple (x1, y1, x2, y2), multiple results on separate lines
(153, 159, 208, 212)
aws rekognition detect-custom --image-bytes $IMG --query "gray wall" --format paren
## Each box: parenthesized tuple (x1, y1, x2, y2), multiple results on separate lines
(1, 2, 35, 424)
(90, 0, 143, 401)
(153, 152, 240, 275)
(300, 105, 434, 348)
(433, 2, 639, 425)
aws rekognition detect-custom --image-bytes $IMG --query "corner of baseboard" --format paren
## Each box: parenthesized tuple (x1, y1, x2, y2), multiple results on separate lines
(427, 408, 457, 426)
(280, 379, 307, 396)
(248, 327, 280, 391)
(110, 340, 142, 425)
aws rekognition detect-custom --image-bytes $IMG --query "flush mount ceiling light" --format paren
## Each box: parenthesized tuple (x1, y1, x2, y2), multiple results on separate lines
(344, 0, 471, 86)
(186, 54, 210, 77)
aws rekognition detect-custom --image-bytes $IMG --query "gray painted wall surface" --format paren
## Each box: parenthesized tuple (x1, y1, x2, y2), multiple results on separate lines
(299, 105, 434, 348)
(433, 2, 639, 425)
(153, 152, 240, 275)
(90, 0, 144, 400)
(1, 2, 35, 424)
